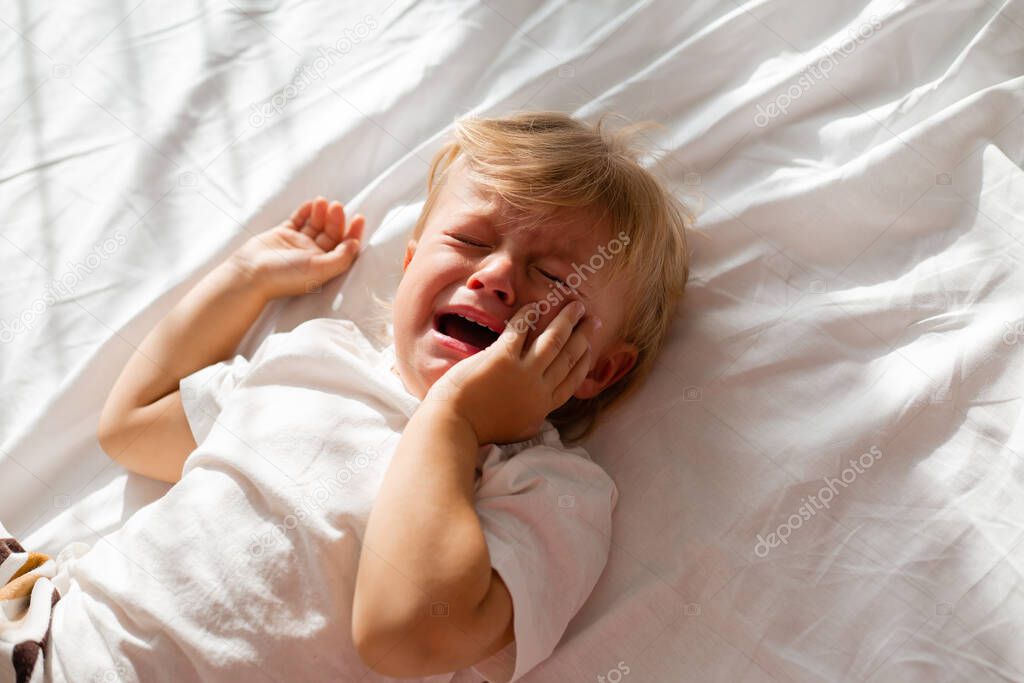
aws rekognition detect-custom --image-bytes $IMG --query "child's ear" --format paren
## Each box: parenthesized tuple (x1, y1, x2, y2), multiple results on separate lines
(402, 240, 418, 272)
(573, 341, 638, 400)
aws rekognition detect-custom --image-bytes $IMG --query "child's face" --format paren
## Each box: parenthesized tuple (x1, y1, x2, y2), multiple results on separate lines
(392, 160, 638, 401)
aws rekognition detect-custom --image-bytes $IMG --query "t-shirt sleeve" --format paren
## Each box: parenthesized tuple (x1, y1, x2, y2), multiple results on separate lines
(468, 445, 618, 683)
(178, 354, 251, 444)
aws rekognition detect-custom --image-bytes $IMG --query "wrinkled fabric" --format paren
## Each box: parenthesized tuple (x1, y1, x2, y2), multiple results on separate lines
(1, 0, 1022, 681)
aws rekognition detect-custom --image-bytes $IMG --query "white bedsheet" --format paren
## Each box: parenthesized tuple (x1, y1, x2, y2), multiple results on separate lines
(2, 0, 1022, 680)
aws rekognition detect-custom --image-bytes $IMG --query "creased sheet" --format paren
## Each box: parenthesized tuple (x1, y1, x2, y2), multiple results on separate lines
(1, 1, 1022, 680)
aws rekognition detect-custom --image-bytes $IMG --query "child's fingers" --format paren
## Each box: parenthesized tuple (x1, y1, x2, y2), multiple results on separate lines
(529, 301, 585, 370)
(346, 214, 366, 243)
(287, 201, 313, 230)
(552, 344, 592, 408)
(497, 305, 532, 358)
(325, 201, 345, 242)
(304, 197, 328, 238)
(314, 232, 335, 251)
(311, 238, 360, 278)
(544, 324, 591, 384)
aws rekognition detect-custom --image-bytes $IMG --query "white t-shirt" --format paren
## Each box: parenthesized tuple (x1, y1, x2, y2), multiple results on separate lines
(48, 318, 618, 683)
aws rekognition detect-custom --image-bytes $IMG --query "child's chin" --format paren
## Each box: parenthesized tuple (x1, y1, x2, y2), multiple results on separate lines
(419, 356, 458, 387)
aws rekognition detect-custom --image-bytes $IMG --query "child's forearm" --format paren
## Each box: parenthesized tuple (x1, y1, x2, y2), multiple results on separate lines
(99, 259, 267, 438)
(353, 402, 513, 676)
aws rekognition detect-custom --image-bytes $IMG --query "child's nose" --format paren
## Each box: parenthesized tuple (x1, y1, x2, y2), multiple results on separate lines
(467, 256, 516, 305)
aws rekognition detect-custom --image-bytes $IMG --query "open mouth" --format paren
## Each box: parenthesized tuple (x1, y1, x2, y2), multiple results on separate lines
(433, 312, 502, 353)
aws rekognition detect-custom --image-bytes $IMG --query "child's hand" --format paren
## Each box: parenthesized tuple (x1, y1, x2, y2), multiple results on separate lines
(228, 197, 365, 300)
(425, 301, 600, 445)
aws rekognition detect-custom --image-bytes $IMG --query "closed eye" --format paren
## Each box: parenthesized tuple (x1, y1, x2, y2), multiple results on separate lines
(448, 233, 566, 283)
(538, 268, 565, 285)
(452, 234, 489, 248)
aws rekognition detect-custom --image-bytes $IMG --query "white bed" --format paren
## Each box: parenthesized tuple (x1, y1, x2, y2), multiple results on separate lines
(2, 0, 1023, 680)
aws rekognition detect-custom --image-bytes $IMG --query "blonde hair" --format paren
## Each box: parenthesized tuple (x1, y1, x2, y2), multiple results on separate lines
(413, 111, 693, 442)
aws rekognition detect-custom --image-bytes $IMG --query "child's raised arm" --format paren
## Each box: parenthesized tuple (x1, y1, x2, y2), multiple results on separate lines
(353, 300, 597, 677)
(97, 198, 363, 483)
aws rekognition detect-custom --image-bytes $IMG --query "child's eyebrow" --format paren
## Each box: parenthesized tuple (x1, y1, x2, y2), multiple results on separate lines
(537, 236, 596, 266)
(458, 211, 499, 231)
(546, 241, 580, 260)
